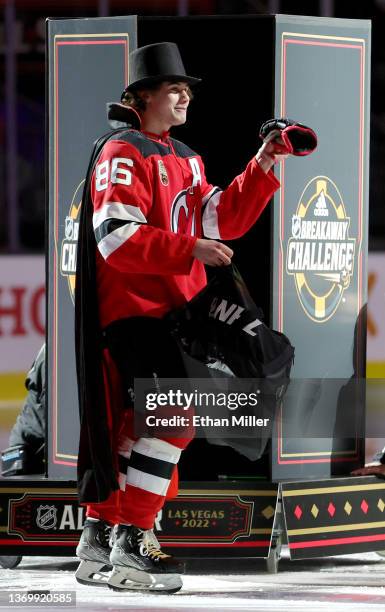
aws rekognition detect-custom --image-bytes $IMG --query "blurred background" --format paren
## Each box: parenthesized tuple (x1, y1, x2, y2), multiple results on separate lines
(0, 0, 384, 461)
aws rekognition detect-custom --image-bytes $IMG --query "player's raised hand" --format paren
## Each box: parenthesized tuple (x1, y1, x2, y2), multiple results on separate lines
(256, 136, 290, 173)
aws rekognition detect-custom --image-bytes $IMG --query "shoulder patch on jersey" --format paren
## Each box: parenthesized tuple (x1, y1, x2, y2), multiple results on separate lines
(158, 159, 169, 186)
(169, 138, 197, 159)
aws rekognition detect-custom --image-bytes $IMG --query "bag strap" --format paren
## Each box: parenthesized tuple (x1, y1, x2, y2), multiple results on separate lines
(211, 264, 264, 319)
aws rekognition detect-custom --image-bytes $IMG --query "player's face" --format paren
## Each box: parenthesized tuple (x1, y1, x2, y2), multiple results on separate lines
(142, 81, 190, 132)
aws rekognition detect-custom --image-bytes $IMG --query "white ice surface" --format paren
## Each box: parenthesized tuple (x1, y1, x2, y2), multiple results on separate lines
(1, 549, 385, 611)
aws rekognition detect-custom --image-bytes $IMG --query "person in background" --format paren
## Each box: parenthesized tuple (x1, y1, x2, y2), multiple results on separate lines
(351, 454, 385, 478)
(1, 345, 45, 476)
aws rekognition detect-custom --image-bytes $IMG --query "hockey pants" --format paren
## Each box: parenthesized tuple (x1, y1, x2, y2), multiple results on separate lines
(86, 317, 193, 530)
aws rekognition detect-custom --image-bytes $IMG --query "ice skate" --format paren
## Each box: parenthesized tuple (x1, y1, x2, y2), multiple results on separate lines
(75, 519, 113, 587)
(108, 524, 185, 593)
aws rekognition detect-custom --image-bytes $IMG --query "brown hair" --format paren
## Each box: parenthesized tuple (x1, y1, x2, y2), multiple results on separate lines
(121, 79, 193, 112)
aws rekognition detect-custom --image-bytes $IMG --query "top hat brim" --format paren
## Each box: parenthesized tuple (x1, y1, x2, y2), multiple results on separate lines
(125, 74, 201, 92)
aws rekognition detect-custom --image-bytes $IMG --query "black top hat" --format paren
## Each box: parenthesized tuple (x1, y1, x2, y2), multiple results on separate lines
(123, 42, 201, 95)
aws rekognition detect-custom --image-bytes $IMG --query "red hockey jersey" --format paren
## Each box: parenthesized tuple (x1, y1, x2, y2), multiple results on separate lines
(90, 128, 280, 329)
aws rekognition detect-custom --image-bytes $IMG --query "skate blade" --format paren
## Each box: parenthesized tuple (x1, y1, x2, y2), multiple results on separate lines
(75, 559, 112, 587)
(107, 566, 182, 593)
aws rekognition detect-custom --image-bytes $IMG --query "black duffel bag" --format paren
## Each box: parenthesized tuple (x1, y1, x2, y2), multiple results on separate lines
(165, 264, 295, 460)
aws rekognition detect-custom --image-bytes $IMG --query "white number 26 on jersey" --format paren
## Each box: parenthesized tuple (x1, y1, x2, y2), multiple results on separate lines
(95, 158, 134, 191)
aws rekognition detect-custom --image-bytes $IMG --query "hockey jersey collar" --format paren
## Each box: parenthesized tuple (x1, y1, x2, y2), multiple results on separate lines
(142, 129, 170, 144)
(107, 102, 141, 130)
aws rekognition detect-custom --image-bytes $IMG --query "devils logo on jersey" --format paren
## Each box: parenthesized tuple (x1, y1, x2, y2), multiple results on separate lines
(170, 189, 196, 236)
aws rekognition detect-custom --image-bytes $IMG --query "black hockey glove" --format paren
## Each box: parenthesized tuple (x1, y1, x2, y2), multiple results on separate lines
(259, 118, 317, 156)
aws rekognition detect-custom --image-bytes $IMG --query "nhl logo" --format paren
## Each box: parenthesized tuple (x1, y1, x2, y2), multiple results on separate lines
(36, 505, 58, 530)
(158, 160, 169, 186)
(65, 216, 74, 240)
(291, 215, 301, 239)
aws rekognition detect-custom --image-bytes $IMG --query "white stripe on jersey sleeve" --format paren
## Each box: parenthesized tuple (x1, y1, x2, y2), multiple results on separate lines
(133, 437, 182, 465)
(92, 201, 147, 230)
(97, 223, 142, 259)
(125, 466, 171, 496)
(202, 188, 222, 239)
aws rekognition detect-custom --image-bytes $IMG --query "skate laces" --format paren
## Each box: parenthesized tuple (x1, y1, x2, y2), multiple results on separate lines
(138, 529, 169, 560)
(97, 522, 112, 548)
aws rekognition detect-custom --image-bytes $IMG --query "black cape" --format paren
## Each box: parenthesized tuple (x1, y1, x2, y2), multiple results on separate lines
(75, 105, 141, 504)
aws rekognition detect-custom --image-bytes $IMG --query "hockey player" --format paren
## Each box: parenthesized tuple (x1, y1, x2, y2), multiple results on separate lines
(75, 41, 290, 593)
